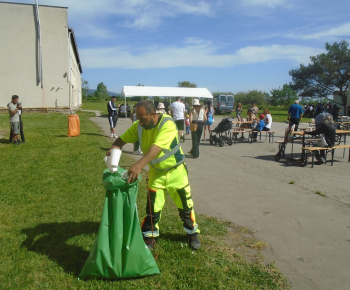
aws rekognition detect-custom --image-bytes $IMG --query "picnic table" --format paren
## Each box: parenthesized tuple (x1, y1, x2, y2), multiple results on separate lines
(335, 121, 350, 130)
(293, 129, 350, 144)
(231, 127, 277, 143)
(231, 120, 277, 143)
(290, 129, 350, 163)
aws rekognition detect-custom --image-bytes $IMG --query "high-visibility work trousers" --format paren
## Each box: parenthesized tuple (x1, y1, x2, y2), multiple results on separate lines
(141, 163, 199, 238)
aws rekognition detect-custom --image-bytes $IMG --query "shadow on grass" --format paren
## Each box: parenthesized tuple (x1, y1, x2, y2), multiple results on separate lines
(160, 232, 187, 243)
(21, 221, 99, 276)
(100, 146, 112, 152)
(56, 133, 106, 138)
(0, 138, 11, 144)
(81, 132, 106, 137)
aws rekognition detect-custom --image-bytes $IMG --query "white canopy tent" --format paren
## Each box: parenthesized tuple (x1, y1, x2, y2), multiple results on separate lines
(121, 86, 213, 99)
(120, 85, 213, 118)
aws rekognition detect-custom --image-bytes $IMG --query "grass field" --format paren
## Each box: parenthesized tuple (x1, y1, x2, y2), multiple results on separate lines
(0, 110, 289, 289)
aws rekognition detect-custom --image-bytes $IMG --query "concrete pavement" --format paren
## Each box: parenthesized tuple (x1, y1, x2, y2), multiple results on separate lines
(89, 113, 350, 290)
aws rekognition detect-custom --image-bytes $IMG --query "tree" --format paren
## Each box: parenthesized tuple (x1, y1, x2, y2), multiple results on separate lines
(94, 82, 109, 101)
(269, 83, 297, 106)
(289, 40, 350, 114)
(81, 79, 89, 101)
(177, 81, 197, 103)
(232, 90, 269, 107)
(177, 81, 197, 88)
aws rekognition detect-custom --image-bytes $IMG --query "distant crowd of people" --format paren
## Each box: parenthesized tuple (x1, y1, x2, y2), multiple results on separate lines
(106, 95, 349, 160)
(302, 102, 342, 120)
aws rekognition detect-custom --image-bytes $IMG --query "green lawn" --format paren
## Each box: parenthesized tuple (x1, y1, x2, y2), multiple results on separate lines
(81, 100, 137, 116)
(0, 111, 289, 289)
(81, 100, 109, 115)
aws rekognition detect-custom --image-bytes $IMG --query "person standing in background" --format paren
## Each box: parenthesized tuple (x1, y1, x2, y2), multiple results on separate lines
(189, 99, 207, 158)
(235, 103, 243, 122)
(156, 102, 167, 115)
(107, 96, 119, 138)
(185, 114, 190, 135)
(9, 97, 25, 143)
(288, 100, 304, 131)
(202, 100, 214, 141)
(169, 97, 186, 141)
(249, 103, 259, 116)
(7, 95, 22, 145)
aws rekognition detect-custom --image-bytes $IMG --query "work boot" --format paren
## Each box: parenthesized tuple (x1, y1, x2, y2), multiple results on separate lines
(144, 236, 157, 252)
(187, 233, 201, 250)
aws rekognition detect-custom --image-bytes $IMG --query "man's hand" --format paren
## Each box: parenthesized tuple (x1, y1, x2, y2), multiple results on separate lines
(126, 162, 143, 183)
(125, 144, 162, 183)
(106, 137, 126, 156)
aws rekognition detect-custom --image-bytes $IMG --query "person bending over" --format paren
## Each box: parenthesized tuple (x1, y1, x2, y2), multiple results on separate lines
(304, 113, 336, 165)
(107, 100, 201, 251)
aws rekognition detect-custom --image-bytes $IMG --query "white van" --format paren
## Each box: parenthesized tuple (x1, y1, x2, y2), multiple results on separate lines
(213, 94, 234, 114)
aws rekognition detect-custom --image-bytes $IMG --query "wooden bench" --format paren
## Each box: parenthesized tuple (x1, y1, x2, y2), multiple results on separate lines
(300, 144, 350, 167)
(231, 129, 256, 143)
(248, 130, 277, 143)
(231, 129, 277, 144)
(257, 130, 277, 143)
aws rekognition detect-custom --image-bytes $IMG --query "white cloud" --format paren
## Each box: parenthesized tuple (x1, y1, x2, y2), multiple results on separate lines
(157, 0, 212, 15)
(118, 0, 213, 30)
(44, 0, 212, 30)
(80, 42, 322, 69)
(234, 45, 322, 64)
(293, 22, 350, 40)
(77, 23, 115, 40)
(4, 0, 213, 32)
(241, 0, 287, 8)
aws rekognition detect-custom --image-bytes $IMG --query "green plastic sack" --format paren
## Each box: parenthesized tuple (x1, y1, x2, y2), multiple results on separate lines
(78, 167, 160, 280)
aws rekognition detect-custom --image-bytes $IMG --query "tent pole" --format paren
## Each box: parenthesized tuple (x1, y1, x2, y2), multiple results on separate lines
(125, 96, 127, 118)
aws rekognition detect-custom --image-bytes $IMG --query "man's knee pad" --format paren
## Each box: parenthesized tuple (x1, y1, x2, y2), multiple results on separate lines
(178, 208, 195, 231)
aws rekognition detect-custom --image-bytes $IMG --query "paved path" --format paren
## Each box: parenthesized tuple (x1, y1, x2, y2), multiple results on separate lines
(89, 113, 350, 290)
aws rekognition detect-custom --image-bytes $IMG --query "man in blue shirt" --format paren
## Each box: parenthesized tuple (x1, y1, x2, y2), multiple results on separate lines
(288, 100, 304, 130)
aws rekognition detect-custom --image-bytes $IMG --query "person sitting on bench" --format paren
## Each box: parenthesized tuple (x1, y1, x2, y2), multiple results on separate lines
(262, 108, 272, 131)
(304, 113, 336, 164)
(250, 114, 265, 142)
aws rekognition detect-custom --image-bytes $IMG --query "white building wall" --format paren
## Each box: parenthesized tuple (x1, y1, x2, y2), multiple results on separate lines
(69, 40, 82, 109)
(0, 3, 82, 109)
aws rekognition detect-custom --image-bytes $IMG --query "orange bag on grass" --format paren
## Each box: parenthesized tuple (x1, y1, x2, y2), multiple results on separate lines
(68, 114, 80, 137)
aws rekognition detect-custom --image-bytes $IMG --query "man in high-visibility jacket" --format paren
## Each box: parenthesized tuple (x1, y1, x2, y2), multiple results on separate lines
(107, 100, 200, 250)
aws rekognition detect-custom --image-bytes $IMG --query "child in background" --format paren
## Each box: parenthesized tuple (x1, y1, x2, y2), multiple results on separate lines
(185, 114, 190, 135)
(250, 114, 265, 142)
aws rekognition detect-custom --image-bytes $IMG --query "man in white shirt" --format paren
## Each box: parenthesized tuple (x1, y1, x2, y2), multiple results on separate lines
(170, 97, 186, 140)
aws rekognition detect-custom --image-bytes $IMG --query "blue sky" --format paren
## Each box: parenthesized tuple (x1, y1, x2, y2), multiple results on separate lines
(6, 0, 350, 94)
